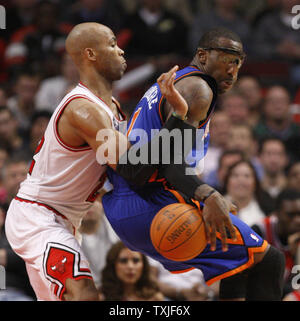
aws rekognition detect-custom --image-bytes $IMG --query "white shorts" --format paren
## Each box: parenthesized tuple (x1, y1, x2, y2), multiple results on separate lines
(5, 197, 93, 301)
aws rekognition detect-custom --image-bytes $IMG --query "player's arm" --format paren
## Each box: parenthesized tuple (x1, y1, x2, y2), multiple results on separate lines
(58, 67, 191, 178)
(159, 73, 237, 251)
(59, 97, 129, 169)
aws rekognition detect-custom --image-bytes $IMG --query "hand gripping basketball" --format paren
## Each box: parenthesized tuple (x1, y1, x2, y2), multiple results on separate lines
(202, 191, 237, 252)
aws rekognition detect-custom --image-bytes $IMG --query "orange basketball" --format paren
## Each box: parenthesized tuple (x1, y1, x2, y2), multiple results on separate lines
(150, 203, 207, 261)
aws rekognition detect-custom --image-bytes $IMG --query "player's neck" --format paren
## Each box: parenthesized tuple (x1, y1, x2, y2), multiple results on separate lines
(79, 70, 113, 106)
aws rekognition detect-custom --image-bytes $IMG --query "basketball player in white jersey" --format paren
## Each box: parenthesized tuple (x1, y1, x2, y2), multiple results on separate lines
(4, 23, 192, 301)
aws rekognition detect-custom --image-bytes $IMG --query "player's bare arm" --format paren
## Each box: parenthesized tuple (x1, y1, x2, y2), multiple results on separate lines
(58, 98, 129, 170)
(58, 69, 189, 173)
(159, 69, 237, 252)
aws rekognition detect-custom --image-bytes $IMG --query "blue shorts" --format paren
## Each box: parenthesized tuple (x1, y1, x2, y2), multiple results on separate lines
(102, 185, 268, 285)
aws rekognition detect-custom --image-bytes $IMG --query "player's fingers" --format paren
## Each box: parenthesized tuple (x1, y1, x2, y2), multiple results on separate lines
(218, 223, 228, 252)
(209, 225, 217, 251)
(157, 73, 166, 84)
(225, 217, 237, 241)
(203, 219, 211, 245)
(165, 65, 178, 76)
(166, 71, 176, 89)
(230, 203, 238, 215)
(158, 65, 177, 82)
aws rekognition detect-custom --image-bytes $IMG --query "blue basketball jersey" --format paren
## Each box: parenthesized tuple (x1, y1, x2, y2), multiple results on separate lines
(107, 66, 218, 191)
(102, 66, 267, 285)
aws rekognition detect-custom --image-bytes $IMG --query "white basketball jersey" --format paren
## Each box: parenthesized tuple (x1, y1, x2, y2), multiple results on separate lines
(17, 83, 125, 229)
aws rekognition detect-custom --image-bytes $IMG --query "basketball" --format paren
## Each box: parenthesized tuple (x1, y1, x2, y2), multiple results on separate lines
(150, 203, 207, 261)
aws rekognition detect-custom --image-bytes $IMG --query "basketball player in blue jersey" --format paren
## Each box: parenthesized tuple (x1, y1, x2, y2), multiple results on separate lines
(102, 28, 285, 300)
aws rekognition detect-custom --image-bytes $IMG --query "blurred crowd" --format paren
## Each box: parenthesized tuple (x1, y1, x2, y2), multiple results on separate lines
(0, 0, 300, 301)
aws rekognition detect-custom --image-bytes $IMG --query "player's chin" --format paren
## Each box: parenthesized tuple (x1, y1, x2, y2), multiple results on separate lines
(218, 83, 233, 94)
(114, 69, 126, 81)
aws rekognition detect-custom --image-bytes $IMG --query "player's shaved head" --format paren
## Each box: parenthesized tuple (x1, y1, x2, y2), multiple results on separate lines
(65, 22, 126, 82)
(65, 22, 113, 66)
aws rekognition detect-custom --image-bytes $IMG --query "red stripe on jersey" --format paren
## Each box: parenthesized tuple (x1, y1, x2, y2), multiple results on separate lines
(14, 196, 73, 230)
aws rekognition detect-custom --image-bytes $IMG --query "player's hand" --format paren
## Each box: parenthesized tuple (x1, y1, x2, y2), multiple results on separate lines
(157, 65, 188, 119)
(201, 190, 237, 252)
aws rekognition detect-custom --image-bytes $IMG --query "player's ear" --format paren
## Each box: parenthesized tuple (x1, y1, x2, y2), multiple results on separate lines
(197, 48, 208, 65)
(84, 48, 97, 62)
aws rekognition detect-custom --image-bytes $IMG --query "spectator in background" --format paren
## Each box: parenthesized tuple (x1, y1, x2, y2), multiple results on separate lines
(235, 75, 263, 127)
(119, 0, 189, 61)
(35, 53, 79, 112)
(205, 149, 244, 192)
(5, 1, 72, 79)
(0, 107, 26, 157)
(252, 0, 300, 60)
(287, 161, 300, 192)
(0, 204, 35, 301)
(0, 87, 7, 106)
(250, 0, 281, 28)
(203, 111, 232, 177)
(6, 71, 40, 133)
(149, 258, 216, 301)
(253, 85, 300, 162)
(80, 199, 120, 290)
(0, 143, 10, 173)
(258, 138, 288, 214)
(227, 123, 264, 180)
(19, 110, 52, 160)
(252, 0, 300, 85)
(0, 156, 29, 211)
(218, 89, 250, 125)
(100, 241, 164, 301)
(283, 288, 300, 301)
(4, 0, 38, 41)
(252, 189, 300, 298)
(189, 0, 250, 53)
(0, 143, 10, 205)
(67, 0, 125, 33)
(223, 160, 266, 227)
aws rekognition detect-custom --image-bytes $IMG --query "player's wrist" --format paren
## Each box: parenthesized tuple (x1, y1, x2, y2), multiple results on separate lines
(172, 111, 187, 121)
(195, 184, 217, 203)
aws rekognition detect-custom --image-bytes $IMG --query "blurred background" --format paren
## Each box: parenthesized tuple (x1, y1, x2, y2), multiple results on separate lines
(0, 0, 300, 302)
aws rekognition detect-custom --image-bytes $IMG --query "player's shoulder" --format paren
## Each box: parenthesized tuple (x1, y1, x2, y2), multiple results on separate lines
(177, 75, 213, 97)
(64, 97, 112, 130)
(175, 75, 214, 109)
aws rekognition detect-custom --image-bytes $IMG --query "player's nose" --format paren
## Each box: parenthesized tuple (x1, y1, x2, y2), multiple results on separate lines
(227, 65, 238, 78)
(118, 46, 124, 56)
